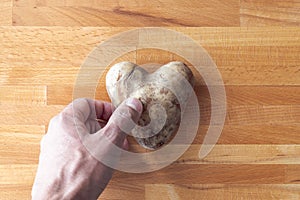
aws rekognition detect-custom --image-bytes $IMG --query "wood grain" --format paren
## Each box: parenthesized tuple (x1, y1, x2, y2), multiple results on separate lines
(12, 0, 240, 26)
(176, 145, 300, 164)
(100, 183, 144, 200)
(285, 165, 300, 184)
(0, 185, 32, 200)
(2, 62, 299, 86)
(3, 141, 300, 165)
(0, 85, 46, 105)
(1, 164, 299, 185)
(12, 0, 300, 27)
(0, 125, 43, 164)
(0, 164, 37, 185)
(194, 125, 300, 145)
(128, 124, 300, 145)
(1, 3, 300, 197)
(1, 28, 299, 86)
(0, 104, 298, 126)
(48, 85, 300, 106)
(0, 105, 64, 125)
(0, 0, 12, 25)
(111, 164, 300, 184)
(2, 27, 300, 47)
(241, 0, 300, 26)
(0, 183, 144, 200)
(145, 184, 300, 200)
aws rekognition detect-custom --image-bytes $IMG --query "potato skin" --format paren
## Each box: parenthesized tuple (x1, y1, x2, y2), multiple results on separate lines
(131, 84, 181, 149)
(106, 61, 194, 150)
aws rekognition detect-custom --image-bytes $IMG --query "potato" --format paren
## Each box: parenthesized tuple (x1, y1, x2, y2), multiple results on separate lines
(106, 61, 194, 150)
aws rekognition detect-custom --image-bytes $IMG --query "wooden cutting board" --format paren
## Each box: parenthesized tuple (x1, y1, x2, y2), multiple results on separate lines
(0, 1, 300, 200)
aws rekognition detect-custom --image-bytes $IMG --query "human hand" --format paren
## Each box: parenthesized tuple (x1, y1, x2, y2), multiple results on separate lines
(31, 98, 143, 200)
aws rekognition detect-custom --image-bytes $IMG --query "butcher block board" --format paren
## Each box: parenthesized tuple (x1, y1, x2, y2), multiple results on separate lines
(0, 26, 299, 200)
(1, 0, 300, 199)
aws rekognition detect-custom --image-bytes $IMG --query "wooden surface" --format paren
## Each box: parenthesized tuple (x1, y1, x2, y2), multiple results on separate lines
(0, 0, 300, 200)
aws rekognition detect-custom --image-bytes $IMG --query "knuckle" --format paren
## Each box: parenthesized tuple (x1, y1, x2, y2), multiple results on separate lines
(48, 115, 59, 127)
(73, 98, 91, 108)
(75, 97, 89, 104)
(59, 110, 72, 121)
(113, 106, 132, 121)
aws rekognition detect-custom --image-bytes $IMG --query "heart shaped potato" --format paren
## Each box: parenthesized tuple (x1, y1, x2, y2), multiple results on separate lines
(106, 61, 194, 150)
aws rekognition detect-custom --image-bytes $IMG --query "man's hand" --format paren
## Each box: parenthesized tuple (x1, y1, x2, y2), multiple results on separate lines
(32, 98, 142, 200)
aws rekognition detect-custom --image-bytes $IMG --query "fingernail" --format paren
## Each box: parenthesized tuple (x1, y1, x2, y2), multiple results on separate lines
(126, 98, 142, 113)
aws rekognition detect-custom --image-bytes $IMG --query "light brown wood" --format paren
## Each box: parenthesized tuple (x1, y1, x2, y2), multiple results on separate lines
(49, 85, 300, 106)
(0, 105, 64, 125)
(0, 0, 12, 25)
(12, 0, 300, 27)
(193, 125, 300, 145)
(241, 0, 300, 26)
(0, 104, 298, 126)
(1, 28, 299, 86)
(145, 184, 300, 200)
(1, 1, 300, 198)
(2, 27, 300, 47)
(128, 124, 300, 145)
(0, 164, 37, 185)
(176, 145, 300, 164)
(1, 163, 299, 185)
(100, 183, 144, 200)
(285, 165, 300, 184)
(0, 183, 144, 200)
(12, 0, 240, 26)
(0, 185, 32, 200)
(0, 85, 46, 105)
(111, 164, 300, 184)
(2, 124, 300, 167)
(0, 125, 43, 164)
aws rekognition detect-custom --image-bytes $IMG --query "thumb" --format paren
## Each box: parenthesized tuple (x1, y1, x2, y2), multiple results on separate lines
(99, 97, 143, 146)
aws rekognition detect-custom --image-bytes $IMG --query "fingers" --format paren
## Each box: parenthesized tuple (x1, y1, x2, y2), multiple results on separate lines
(61, 98, 113, 123)
(108, 97, 143, 133)
(95, 101, 114, 121)
(122, 138, 129, 150)
(77, 98, 142, 170)
(62, 98, 96, 122)
(98, 98, 143, 146)
(125, 98, 143, 120)
(59, 98, 142, 150)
